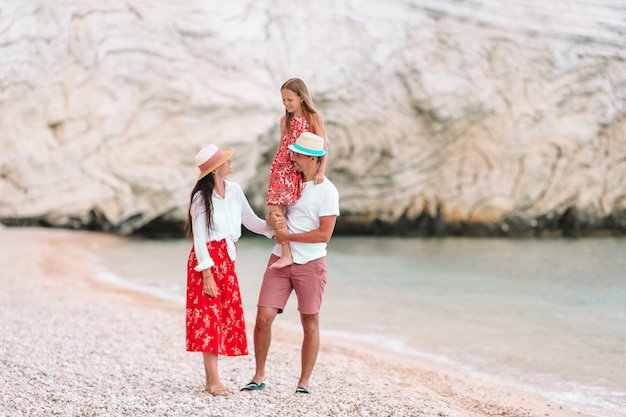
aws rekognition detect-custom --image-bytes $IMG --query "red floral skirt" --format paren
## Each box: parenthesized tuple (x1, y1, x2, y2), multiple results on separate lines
(185, 240, 248, 355)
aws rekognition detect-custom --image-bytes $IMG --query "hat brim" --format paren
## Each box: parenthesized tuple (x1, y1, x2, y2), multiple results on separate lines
(198, 148, 233, 180)
(287, 143, 326, 157)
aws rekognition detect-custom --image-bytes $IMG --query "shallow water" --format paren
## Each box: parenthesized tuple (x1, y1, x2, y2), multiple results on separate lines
(90, 235, 626, 417)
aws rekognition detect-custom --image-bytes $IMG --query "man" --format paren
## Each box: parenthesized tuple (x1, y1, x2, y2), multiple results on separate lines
(241, 132, 340, 394)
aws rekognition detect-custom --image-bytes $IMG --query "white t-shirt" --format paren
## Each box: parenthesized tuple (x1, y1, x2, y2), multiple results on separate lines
(272, 177, 340, 264)
(192, 180, 273, 271)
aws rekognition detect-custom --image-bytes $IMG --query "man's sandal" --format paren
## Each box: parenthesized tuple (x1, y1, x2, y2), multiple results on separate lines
(240, 381, 266, 391)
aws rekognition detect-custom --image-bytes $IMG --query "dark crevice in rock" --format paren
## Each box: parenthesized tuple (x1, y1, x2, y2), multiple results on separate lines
(3, 208, 626, 238)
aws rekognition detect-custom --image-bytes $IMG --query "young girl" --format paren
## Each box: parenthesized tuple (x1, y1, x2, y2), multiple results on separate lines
(267, 78, 328, 269)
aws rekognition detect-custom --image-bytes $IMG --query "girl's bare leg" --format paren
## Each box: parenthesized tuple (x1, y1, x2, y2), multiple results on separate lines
(269, 204, 293, 269)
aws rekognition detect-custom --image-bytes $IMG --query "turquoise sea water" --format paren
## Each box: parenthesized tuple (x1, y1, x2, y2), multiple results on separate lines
(90, 236, 626, 417)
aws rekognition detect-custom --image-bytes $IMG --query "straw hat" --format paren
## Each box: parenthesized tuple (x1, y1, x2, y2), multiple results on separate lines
(194, 144, 233, 180)
(288, 132, 326, 156)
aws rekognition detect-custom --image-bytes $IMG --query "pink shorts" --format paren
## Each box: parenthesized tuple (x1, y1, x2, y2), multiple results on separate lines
(257, 254, 327, 315)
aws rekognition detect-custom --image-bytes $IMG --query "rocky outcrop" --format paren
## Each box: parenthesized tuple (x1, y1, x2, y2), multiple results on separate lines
(1, 0, 625, 236)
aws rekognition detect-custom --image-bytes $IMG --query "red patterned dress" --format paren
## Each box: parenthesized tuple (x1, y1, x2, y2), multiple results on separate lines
(266, 115, 311, 205)
(186, 240, 247, 355)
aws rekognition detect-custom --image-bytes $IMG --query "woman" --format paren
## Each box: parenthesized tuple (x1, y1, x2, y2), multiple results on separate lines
(185, 144, 273, 396)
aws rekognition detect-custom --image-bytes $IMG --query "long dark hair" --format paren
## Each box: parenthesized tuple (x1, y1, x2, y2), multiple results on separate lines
(185, 173, 216, 239)
(281, 78, 321, 138)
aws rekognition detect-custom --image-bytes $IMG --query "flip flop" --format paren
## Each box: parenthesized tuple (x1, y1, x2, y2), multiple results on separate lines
(295, 386, 310, 394)
(240, 381, 266, 391)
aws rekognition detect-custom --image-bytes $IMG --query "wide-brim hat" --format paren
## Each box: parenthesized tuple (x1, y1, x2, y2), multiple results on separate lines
(288, 132, 326, 156)
(195, 144, 233, 180)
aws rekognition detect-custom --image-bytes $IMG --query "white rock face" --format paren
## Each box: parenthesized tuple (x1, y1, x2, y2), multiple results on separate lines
(1, 0, 625, 235)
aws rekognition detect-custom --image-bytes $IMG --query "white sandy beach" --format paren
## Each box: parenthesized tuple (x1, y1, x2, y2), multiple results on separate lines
(0, 226, 585, 417)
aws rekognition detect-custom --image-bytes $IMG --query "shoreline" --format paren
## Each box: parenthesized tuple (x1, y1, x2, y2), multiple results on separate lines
(0, 226, 587, 417)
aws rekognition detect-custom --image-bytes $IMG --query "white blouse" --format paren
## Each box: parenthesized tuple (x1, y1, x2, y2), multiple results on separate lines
(191, 180, 273, 271)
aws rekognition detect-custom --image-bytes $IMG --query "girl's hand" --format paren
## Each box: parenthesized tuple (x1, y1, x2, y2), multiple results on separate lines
(203, 272, 218, 297)
(313, 171, 325, 185)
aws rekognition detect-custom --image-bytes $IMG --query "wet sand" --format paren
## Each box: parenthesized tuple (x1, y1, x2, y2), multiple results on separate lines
(0, 226, 585, 417)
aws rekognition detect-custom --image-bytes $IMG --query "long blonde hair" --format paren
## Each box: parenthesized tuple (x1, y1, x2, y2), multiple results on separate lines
(281, 78, 322, 137)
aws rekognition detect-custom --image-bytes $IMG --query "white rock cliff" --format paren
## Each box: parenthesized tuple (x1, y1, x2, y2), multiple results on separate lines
(1, 0, 625, 235)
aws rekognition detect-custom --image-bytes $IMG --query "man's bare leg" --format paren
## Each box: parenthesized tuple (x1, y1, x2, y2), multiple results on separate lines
(248, 306, 279, 385)
(296, 313, 319, 392)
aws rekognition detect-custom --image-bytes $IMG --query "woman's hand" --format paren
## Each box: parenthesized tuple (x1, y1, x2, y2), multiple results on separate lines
(203, 271, 218, 297)
(268, 212, 286, 230)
